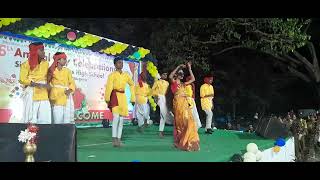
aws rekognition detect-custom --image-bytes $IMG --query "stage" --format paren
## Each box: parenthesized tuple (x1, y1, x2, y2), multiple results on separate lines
(77, 125, 295, 162)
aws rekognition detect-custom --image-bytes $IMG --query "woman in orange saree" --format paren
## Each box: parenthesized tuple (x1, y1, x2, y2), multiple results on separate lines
(169, 62, 200, 151)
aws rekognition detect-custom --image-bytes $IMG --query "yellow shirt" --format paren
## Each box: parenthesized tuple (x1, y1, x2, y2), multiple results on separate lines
(135, 82, 151, 105)
(49, 67, 76, 106)
(19, 60, 49, 101)
(151, 79, 169, 96)
(105, 71, 135, 116)
(185, 84, 195, 107)
(200, 84, 214, 110)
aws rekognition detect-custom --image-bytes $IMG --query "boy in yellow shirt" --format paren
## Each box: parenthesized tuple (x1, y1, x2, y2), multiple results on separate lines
(19, 42, 51, 124)
(152, 72, 172, 137)
(185, 76, 202, 129)
(48, 52, 76, 124)
(105, 57, 135, 147)
(200, 75, 214, 134)
(135, 72, 151, 133)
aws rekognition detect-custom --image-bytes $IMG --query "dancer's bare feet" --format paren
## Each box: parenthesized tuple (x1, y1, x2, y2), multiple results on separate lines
(112, 137, 118, 147)
(137, 126, 144, 133)
(159, 131, 164, 138)
(117, 138, 124, 147)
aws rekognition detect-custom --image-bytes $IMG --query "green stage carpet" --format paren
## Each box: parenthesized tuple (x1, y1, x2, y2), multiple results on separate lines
(77, 125, 275, 162)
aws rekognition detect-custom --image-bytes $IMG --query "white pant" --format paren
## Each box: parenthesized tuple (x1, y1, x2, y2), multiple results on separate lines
(136, 103, 150, 127)
(158, 95, 169, 131)
(112, 113, 124, 138)
(21, 85, 52, 124)
(190, 98, 202, 129)
(204, 109, 213, 130)
(52, 85, 75, 124)
(132, 104, 136, 119)
(31, 100, 52, 124)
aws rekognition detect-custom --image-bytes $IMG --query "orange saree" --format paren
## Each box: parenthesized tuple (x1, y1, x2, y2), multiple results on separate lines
(172, 82, 200, 151)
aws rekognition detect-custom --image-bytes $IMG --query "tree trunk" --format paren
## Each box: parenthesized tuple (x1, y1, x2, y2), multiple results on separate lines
(259, 105, 266, 119)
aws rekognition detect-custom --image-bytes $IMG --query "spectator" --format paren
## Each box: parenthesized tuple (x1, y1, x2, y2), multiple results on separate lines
(247, 124, 254, 133)
(226, 122, 233, 130)
(236, 124, 245, 132)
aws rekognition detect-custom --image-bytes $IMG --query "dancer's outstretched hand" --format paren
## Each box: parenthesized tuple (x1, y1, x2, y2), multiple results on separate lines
(179, 64, 186, 68)
(187, 61, 192, 68)
(65, 89, 72, 96)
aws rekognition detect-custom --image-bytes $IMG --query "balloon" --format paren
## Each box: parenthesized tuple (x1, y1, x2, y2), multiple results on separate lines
(275, 138, 286, 147)
(43, 34, 50, 38)
(156, 73, 161, 79)
(83, 40, 89, 45)
(38, 27, 44, 32)
(273, 146, 281, 153)
(73, 41, 79, 46)
(116, 48, 121, 54)
(152, 66, 157, 71)
(77, 39, 84, 44)
(80, 43, 86, 48)
(57, 26, 63, 31)
(255, 150, 262, 161)
(25, 31, 32, 36)
(246, 143, 258, 154)
(50, 31, 57, 36)
(244, 152, 256, 160)
(33, 31, 40, 37)
(3, 19, 10, 26)
(133, 52, 139, 59)
(244, 157, 256, 162)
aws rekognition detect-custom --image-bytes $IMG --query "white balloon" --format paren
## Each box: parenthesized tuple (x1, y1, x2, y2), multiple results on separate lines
(256, 150, 263, 161)
(244, 157, 256, 162)
(244, 152, 256, 160)
(156, 73, 161, 80)
(147, 120, 153, 125)
(246, 143, 258, 154)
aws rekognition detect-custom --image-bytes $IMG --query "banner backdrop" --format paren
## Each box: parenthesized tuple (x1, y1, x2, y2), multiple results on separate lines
(0, 34, 140, 128)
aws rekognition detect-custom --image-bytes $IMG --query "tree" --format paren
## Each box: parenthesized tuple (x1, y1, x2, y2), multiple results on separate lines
(277, 42, 320, 106)
(149, 18, 310, 73)
(149, 18, 320, 107)
(212, 49, 292, 120)
(43, 18, 311, 75)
